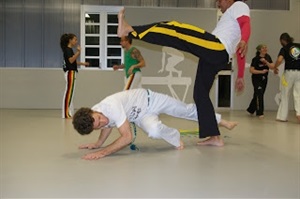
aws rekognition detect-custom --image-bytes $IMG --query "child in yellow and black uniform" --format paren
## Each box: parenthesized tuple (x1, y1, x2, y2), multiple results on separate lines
(247, 44, 274, 118)
(60, 33, 89, 119)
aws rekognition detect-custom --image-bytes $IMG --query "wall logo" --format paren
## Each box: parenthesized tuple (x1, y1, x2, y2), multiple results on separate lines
(141, 47, 192, 102)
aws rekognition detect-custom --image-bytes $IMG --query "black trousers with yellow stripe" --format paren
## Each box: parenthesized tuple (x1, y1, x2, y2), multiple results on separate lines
(130, 21, 229, 138)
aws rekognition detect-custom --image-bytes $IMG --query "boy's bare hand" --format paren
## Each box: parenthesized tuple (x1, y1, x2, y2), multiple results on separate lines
(79, 143, 101, 150)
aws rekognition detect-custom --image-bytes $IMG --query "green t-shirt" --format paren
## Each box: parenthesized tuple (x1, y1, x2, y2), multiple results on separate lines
(124, 47, 141, 78)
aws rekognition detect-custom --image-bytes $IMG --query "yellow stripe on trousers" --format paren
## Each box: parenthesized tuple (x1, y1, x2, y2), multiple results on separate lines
(137, 21, 225, 51)
(165, 21, 206, 34)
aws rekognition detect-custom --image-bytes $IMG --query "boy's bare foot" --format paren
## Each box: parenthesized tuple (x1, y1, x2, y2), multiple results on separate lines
(176, 140, 184, 150)
(197, 136, 224, 147)
(117, 7, 134, 37)
(219, 119, 238, 130)
(258, 115, 264, 119)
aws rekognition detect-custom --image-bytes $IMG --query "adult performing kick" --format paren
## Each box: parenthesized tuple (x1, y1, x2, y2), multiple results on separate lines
(117, 0, 250, 146)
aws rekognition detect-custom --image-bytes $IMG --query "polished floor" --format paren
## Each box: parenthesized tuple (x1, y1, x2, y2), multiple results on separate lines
(0, 109, 299, 199)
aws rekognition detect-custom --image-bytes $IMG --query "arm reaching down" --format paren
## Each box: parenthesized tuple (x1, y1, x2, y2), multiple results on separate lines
(79, 127, 113, 150)
(235, 15, 251, 93)
(82, 120, 133, 160)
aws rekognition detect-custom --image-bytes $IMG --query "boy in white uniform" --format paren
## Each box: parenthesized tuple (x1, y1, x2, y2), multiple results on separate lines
(72, 89, 237, 160)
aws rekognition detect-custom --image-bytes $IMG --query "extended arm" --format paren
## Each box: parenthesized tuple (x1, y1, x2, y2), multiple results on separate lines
(79, 127, 113, 149)
(236, 15, 251, 77)
(113, 64, 125, 70)
(274, 55, 284, 75)
(235, 15, 251, 93)
(76, 61, 90, 66)
(82, 120, 133, 160)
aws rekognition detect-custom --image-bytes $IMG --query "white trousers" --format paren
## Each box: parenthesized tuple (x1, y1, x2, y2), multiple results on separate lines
(124, 71, 142, 90)
(276, 70, 300, 120)
(62, 71, 76, 118)
(135, 90, 221, 147)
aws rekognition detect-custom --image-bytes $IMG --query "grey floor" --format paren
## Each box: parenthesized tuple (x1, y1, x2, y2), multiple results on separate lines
(1, 109, 299, 199)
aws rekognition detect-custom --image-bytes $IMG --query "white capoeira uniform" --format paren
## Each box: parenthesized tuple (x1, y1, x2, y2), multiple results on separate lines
(276, 43, 300, 120)
(277, 70, 300, 120)
(91, 89, 221, 147)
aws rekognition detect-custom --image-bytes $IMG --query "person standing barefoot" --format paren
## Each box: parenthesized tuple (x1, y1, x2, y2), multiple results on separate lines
(117, 0, 250, 146)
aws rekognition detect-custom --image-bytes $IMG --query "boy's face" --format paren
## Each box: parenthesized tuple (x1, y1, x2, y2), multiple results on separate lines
(92, 112, 109, 129)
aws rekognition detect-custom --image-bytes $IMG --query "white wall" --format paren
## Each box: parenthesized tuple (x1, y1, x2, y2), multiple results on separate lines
(0, 68, 125, 109)
(1, 0, 299, 110)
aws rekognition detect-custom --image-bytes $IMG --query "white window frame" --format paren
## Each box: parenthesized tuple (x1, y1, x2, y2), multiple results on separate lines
(80, 5, 123, 70)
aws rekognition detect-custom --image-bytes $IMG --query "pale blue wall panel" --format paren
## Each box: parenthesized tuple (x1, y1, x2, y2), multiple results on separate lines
(5, 0, 24, 67)
(63, 0, 80, 36)
(24, 0, 43, 67)
(101, 0, 122, 6)
(43, 0, 64, 68)
(83, 0, 100, 5)
(0, 0, 5, 66)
